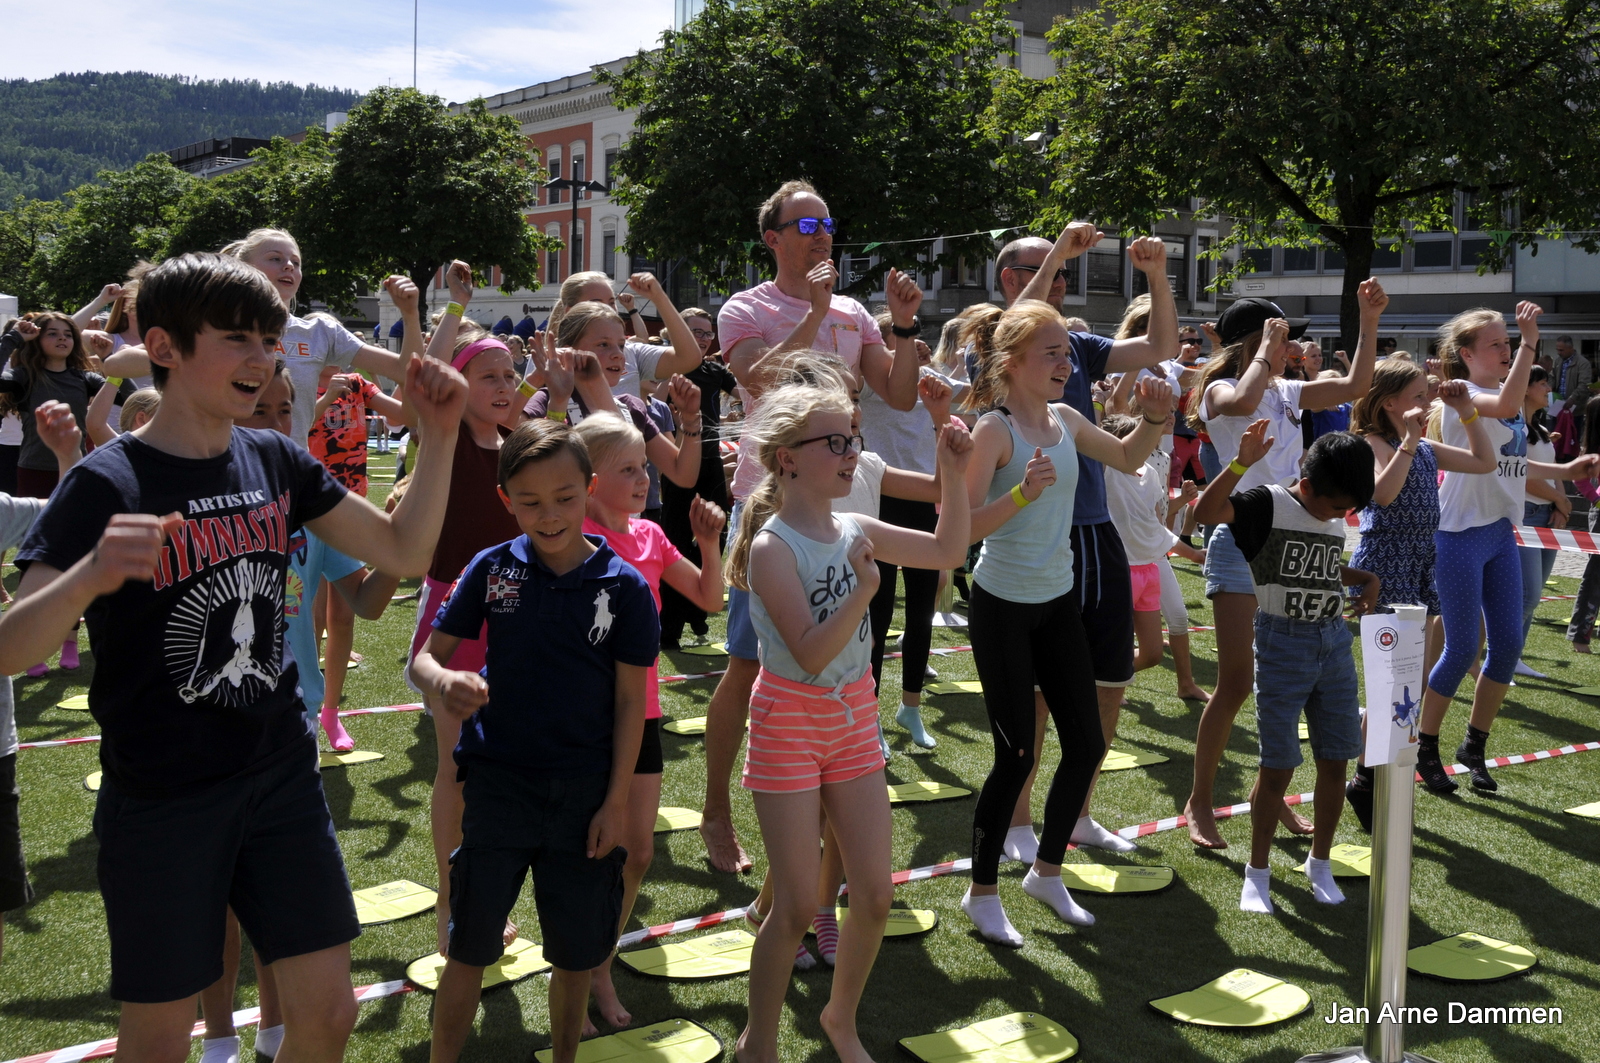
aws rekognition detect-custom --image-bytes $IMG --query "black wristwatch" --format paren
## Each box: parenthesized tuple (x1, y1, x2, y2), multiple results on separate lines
(620, 307, 638, 317)
(890, 318, 921, 338)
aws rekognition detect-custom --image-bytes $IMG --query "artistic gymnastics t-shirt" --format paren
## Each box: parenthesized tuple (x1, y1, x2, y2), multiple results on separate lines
(15, 428, 347, 798)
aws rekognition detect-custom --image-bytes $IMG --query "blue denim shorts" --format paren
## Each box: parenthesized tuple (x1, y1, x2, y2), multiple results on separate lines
(1204, 523, 1256, 599)
(725, 501, 759, 660)
(1253, 612, 1362, 769)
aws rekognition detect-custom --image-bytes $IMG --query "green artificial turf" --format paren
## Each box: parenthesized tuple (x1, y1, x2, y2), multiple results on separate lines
(2, 455, 1598, 1061)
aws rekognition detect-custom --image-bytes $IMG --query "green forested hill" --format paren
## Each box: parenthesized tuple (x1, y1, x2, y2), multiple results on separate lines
(0, 72, 364, 201)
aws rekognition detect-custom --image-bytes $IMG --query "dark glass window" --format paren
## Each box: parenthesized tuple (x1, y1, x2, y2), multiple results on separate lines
(1282, 247, 1318, 272)
(1372, 242, 1402, 270)
(1087, 239, 1123, 292)
(1241, 247, 1272, 274)
(1413, 241, 1453, 269)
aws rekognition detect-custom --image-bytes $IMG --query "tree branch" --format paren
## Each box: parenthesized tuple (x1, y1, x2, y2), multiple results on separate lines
(1249, 155, 1347, 244)
(1374, 179, 1461, 207)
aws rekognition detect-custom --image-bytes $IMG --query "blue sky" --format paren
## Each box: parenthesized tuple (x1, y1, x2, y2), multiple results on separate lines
(10, 0, 677, 103)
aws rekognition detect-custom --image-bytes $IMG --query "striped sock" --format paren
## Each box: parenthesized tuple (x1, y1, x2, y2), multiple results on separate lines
(813, 907, 839, 965)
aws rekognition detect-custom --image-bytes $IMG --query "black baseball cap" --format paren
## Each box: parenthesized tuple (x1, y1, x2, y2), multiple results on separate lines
(1215, 297, 1309, 346)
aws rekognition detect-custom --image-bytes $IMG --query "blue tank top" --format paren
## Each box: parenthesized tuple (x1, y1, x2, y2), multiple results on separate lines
(972, 405, 1080, 603)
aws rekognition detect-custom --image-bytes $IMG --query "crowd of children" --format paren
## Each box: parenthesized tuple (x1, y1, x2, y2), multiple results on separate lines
(0, 187, 1591, 1062)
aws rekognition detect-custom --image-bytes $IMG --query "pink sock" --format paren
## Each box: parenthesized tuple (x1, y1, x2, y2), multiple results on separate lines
(812, 907, 839, 966)
(320, 707, 354, 751)
(25, 663, 47, 678)
(60, 639, 80, 670)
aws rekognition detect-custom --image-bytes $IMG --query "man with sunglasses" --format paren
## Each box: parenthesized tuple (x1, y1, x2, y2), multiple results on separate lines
(697, 179, 925, 873)
(986, 222, 1181, 856)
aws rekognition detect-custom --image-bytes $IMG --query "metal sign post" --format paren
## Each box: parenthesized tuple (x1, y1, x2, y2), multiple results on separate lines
(1299, 604, 1441, 1063)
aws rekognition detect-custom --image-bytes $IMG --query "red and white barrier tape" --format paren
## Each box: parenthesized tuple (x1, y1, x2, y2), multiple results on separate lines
(1344, 514, 1600, 555)
(2, 980, 412, 1063)
(17, 735, 99, 751)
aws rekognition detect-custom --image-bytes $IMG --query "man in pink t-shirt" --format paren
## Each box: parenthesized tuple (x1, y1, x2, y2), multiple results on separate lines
(700, 179, 925, 872)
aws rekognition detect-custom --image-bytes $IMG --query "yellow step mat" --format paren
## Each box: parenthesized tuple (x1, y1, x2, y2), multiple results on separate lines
(676, 643, 728, 657)
(83, 771, 101, 792)
(618, 927, 755, 979)
(899, 1012, 1078, 1063)
(1564, 800, 1600, 818)
(1407, 933, 1537, 982)
(407, 937, 549, 990)
(1101, 749, 1169, 771)
(1148, 969, 1311, 1027)
(888, 781, 973, 804)
(534, 1018, 723, 1063)
(319, 750, 384, 768)
(925, 681, 984, 696)
(662, 717, 708, 736)
(353, 880, 436, 925)
(1057, 864, 1175, 895)
(1292, 843, 1370, 878)
(811, 906, 938, 937)
(655, 807, 703, 832)
(57, 694, 91, 711)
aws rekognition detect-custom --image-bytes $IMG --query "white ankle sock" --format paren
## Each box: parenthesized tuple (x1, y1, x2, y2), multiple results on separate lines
(1002, 824, 1039, 864)
(254, 1024, 284, 1059)
(1070, 815, 1136, 853)
(1021, 869, 1095, 926)
(1240, 863, 1274, 914)
(1305, 856, 1345, 904)
(961, 888, 1024, 946)
(200, 1035, 240, 1063)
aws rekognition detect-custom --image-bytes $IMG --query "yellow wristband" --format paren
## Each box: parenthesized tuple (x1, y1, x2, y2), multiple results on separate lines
(1228, 459, 1249, 477)
(1460, 408, 1480, 426)
(516, 378, 537, 399)
(1011, 483, 1031, 509)
(445, 301, 465, 318)
(547, 409, 568, 422)
(105, 377, 123, 387)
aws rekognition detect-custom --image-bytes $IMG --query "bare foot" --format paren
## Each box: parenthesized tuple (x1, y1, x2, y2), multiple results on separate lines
(583, 1014, 600, 1038)
(700, 814, 753, 873)
(735, 1028, 776, 1063)
(1177, 684, 1211, 702)
(503, 919, 518, 947)
(819, 1002, 876, 1063)
(1279, 803, 1314, 835)
(1184, 799, 1227, 849)
(591, 964, 632, 1028)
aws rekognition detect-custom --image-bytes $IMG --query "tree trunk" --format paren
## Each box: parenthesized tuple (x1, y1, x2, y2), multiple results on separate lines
(411, 263, 437, 315)
(1337, 223, 1376, 355)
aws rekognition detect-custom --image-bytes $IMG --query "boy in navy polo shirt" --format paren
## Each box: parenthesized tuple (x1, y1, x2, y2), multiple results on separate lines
(0, 253, 467, 1061)
(411, 419, 656, 1063)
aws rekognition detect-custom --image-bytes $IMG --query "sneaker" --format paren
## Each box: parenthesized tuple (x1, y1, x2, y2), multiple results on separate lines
(924, 663, 938, 680)
(1455, 740, 1498, 792)
(1513, 660, 1547, 679)
(660, 636, 681, 652)
(1345, 778, 1374, 832)
(1416, 743, 1459, 794)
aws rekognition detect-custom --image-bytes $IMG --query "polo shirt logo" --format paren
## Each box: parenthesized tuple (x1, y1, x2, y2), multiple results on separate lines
(486, 574, 521, 607)
(590, 587, 615, 644)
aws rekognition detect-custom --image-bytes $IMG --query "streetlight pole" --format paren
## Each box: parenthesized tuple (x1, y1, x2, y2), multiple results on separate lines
(544, 177, 611, 278)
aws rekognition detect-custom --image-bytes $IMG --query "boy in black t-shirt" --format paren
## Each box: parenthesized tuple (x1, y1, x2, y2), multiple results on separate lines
(410, 419, 656, 1063)
(1195, 424, 1379, 916)
(0, 253, 467, 1059)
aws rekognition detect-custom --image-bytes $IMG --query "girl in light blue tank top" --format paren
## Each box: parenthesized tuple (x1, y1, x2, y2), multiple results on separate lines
(723, 378, 974, 1063)
(957, 300, 1176, 947)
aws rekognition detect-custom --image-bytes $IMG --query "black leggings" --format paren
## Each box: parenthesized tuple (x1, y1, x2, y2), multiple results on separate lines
(868, 497, 940, 694)
(968, 582, 1104, 886)
(658, 446, 732, 640)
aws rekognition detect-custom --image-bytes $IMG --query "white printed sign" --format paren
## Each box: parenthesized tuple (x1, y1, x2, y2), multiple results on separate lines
(1361, 606, 1426, 766)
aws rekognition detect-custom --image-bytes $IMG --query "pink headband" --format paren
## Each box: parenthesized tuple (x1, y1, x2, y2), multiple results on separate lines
(452, 337, 509, 373)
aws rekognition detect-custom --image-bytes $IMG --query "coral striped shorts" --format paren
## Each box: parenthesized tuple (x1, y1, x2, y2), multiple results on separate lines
(741, 668, 885, 793)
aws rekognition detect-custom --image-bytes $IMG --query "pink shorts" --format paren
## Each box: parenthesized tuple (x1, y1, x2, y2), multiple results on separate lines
(742, 668, 885, 793)
(407, 575, 487, 694)
(1129, 562, 1162, 613)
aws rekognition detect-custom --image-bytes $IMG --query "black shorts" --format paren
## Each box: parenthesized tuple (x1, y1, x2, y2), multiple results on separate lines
(449, 762, 624, 972)
(92, 737, 359, 1003)
(1070, 522, 1136, 687)
(0, 752, 33, 912)
(635, 718, 663, 775)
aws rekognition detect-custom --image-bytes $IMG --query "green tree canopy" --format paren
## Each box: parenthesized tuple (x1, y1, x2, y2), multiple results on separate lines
(993, 0, 1600, 342)
(607, 0, 1044, 294)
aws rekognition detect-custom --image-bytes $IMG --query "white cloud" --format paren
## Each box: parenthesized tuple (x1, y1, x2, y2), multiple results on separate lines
(5, 0, 674, 102)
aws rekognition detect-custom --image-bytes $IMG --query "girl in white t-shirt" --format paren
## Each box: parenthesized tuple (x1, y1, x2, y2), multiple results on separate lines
(1418, 303, 1596, 793)
(1182, 281, 1384, 850)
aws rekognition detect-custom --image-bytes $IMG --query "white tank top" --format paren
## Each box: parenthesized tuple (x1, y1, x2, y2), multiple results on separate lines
(749, 513, 872, 687)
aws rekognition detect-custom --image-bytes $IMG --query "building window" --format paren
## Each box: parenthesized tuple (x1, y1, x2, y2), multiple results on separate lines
(1282, 247, 1317, 273)
(1241, 247, 1272, 274)
(573, 222, 585, 274)
(573, 156, 585, 195)
(1133, 238, 1187, 296)
(1460, 238, 1493, 268)
(547, 225, 562, 283)
(548, 157, 562, 203)
(1372, 242, 1402, 270)
(942, 256, 986, 288)
(602, 232, 617, 278)
(1086, 238, 1123, 293)
(1324, 246, 1346, 272)
(1195, 235, 1215, 297)
(1413, 239, 1453, 270)
(604, 149, 617, 187)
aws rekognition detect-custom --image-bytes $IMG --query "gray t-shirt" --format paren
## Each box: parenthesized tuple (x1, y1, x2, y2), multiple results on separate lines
(0, 365, 108, 471)
(274, 315, 366, 446)
(0, 495, 47, 756)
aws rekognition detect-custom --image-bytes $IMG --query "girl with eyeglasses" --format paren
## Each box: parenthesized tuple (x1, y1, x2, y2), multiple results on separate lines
(724, 375, 971, 1063)
(958, 300, 1173, 946)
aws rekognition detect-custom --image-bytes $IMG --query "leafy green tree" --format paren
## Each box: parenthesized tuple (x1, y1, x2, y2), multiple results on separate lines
(0, 196, 65, 311)
(308, 86, 556, 306)
(995, 0, 1600, 343)
(35, 156, 196, 309)
(606, 0, 1042, 294)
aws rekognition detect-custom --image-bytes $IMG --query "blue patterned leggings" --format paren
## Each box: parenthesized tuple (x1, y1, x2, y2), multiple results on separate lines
(1429, 519, 1524, 694)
